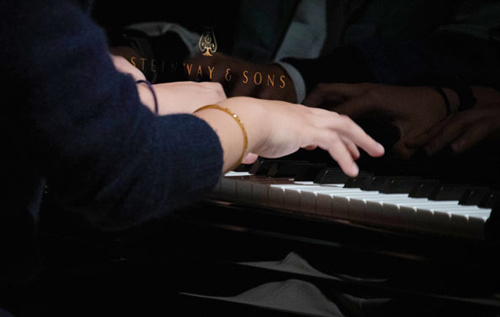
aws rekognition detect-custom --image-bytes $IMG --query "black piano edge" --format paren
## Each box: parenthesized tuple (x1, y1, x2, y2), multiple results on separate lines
(187, 199, 500, 272)
(34, 193, 500, 316)
(204, 198, 492, 243)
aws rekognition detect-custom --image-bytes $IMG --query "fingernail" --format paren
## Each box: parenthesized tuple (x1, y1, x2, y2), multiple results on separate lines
(377, 142, 385, 153)
(351, 163, 359, 176)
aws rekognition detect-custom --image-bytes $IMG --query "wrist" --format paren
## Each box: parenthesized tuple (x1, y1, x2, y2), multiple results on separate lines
(427, 73, 477, 113)
(432, 86, 460, 116)
(219, 97, 268, 154)
(195, 104, 248, 166)
(194, 97, 266, 172)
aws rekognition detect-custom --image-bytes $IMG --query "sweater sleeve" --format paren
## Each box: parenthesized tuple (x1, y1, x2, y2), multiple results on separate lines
(1, 0, 223, 230)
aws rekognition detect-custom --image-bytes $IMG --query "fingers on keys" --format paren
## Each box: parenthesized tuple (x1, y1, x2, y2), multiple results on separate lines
(306, 110, 384, 176)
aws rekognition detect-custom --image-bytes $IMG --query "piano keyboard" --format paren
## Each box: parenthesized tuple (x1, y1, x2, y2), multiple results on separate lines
(209, 161, 498, 239)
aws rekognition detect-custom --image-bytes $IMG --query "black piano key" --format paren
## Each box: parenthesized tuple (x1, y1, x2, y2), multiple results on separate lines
(345, 175, 405, 191)
(429, 184, 471, 201)
(366, 176, 393, 191)
(379, 177, 422, 194)
(408, 179, 441, 198)
(233, 163, 253, 172)
(313, 168, 351, 184)
(313, 168, 373, 185)
(290, 164, 328, 181)
(343, 173, 375, 190)
(248, 159, 274, 175)
(459, 186, 491, 206)
(249, 159, 307, 175)
(479, 190, 500, 208)
(357, 176, 416, 192)
(267, 161, 326, 178)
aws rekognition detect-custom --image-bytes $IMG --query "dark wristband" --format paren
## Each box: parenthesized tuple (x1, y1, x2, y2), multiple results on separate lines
(432, 74, 476, 112)
(433, 86, 452, 115)
(450, 75, 477, 112)
(414, 72, 477, 113)
(136, 79, 158, 114)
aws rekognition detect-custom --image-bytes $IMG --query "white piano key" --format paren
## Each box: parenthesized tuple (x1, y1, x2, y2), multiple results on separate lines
(291, 185, 372, 211)
(399, 200, 462, 207)
(398, 205, 418, 231)
(293, 181, 317, 185)
(236, 179, 253, 204)
(284, 187, 302, 211)
(368, 197, 452, 230)
(313, 189, 365, 218)
(349, 198, 374, 223)
(282, 185, 339, 212)
(219, 177, 238, 201)
(381, 202, 401, 227)
(450, 212, 476, 236)
(294, 187, 344, 214)
(331, 195, 351, 219)
(252, 182, 269, 206)
(214, 174, 491, 239)
(332, 192, 382, 220)
(299, 189, 322, 213)
(431, 210, 490, 237)
(217, 172, 253, 201)
(268, 184, 314, 210)
(466, 212, 491, 237)
(363, 196, 422, 229)
(359, 198, 423, 231)
(252, 178, 297, 206)
(330, 191, 385, 223)
(316, 192, 335, 217)
(298, 188, 409, 225)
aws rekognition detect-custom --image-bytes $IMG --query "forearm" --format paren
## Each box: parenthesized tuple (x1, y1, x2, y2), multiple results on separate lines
(47, 108, 223, 230)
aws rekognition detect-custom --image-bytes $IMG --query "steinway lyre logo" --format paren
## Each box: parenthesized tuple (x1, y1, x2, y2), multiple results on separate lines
(199, 26, 218, 57)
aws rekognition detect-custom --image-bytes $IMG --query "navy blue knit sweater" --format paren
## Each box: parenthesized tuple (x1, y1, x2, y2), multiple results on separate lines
(0, 0, 223, 292)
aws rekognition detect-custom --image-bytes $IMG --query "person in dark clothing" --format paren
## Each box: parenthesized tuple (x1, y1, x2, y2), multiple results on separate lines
(181, 0, 500, 159)
(0, 0, 385, 315)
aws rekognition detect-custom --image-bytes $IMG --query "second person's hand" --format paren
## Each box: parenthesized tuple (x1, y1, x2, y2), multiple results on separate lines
(138, 81, 227, 115)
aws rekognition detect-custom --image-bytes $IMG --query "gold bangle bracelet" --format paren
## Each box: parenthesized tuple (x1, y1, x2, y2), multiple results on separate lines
(195, 104, 248, 166)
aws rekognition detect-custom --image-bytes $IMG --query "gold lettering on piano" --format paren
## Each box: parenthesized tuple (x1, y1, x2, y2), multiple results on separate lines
(280, 74, 286, 88)
(207, 66, 215, 80)
(121, 25, 287, 89)
(242, 70, 249, 84)
(127, 57, 288, 89)
(267, 74, 274, 87)
(184, 63, 193, 75)
(225, 68, 232, 82)
(254, 72, 262, 85)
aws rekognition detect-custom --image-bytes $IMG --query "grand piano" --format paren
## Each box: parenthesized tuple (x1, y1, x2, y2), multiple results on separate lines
(29, 1, 500, 316)
(34, 144, 500, 316)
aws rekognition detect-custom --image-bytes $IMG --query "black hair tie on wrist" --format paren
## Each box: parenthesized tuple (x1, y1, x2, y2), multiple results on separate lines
(428, 73, 477, 113)
(136, 79, 158, 114)
(433, 86, 452, 116)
